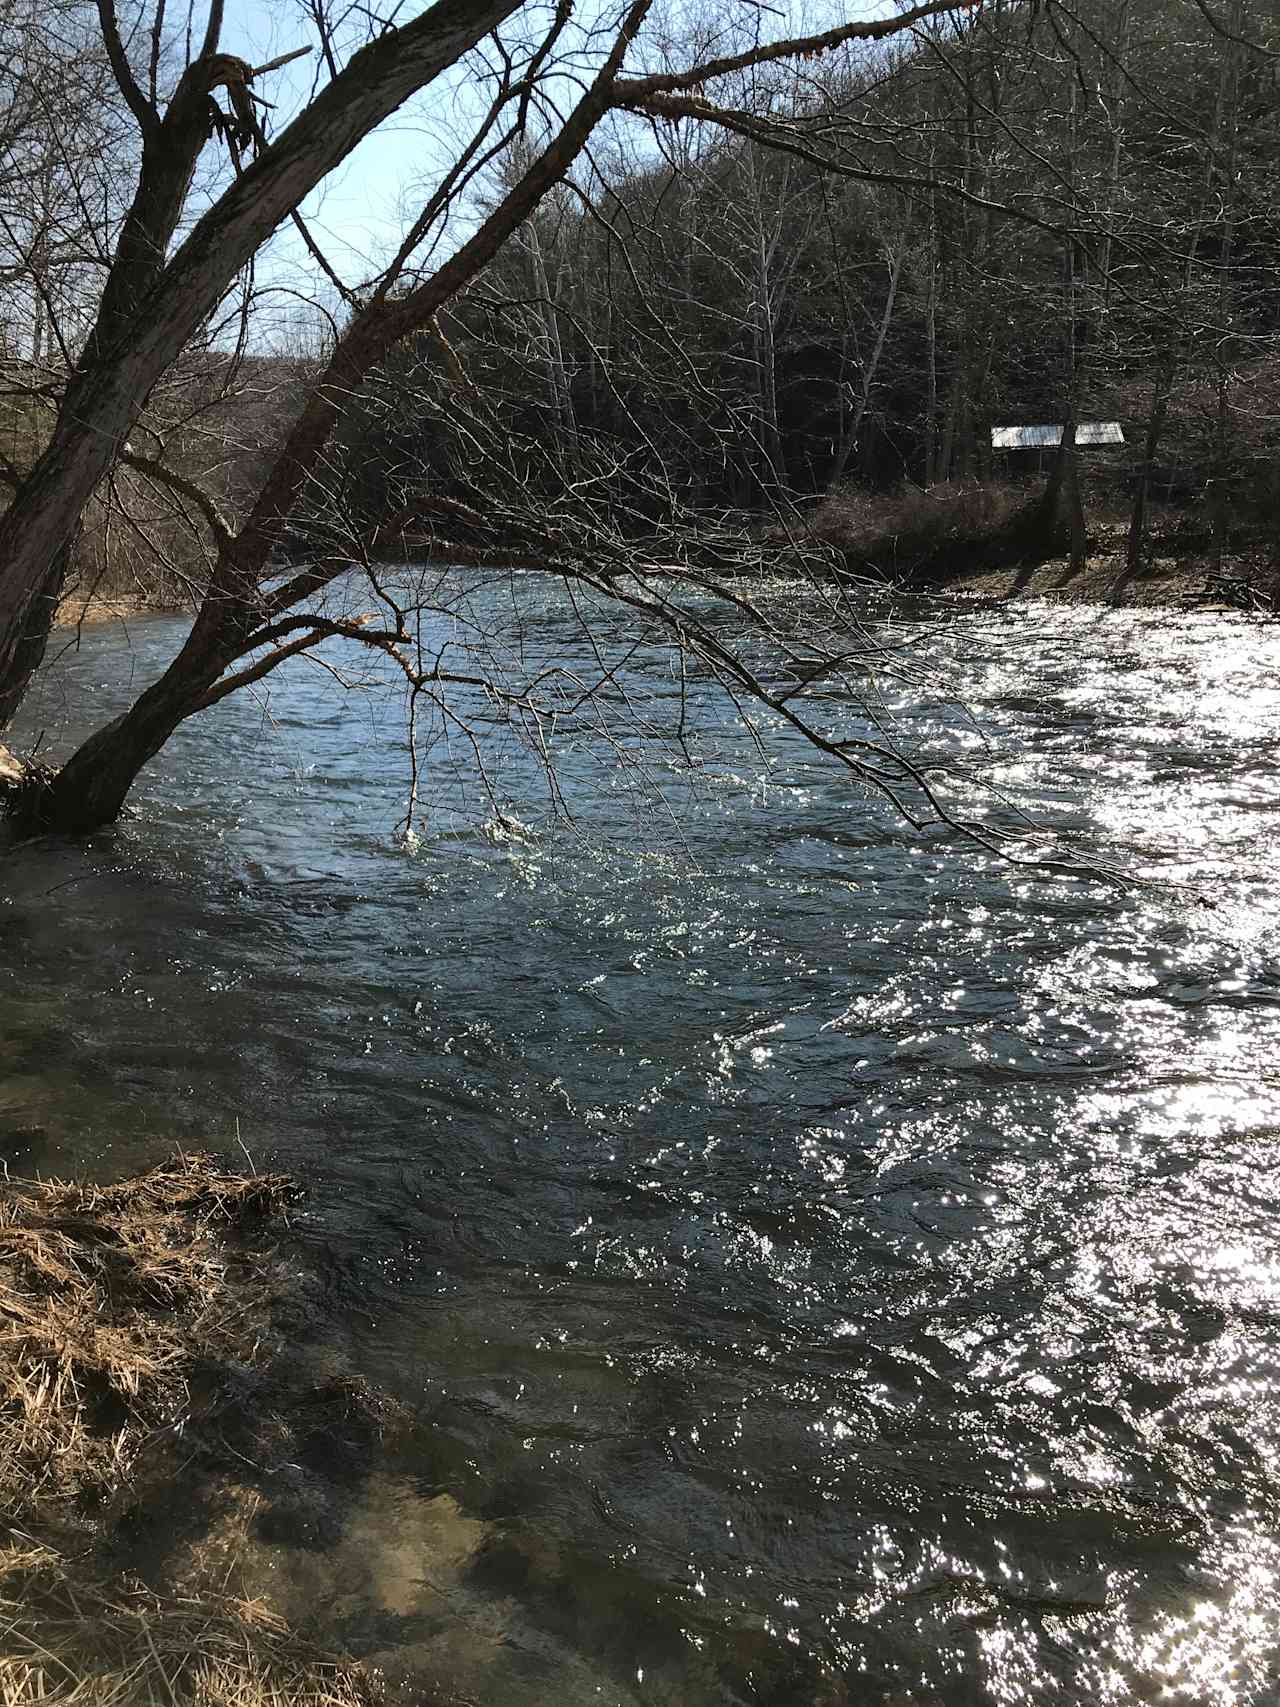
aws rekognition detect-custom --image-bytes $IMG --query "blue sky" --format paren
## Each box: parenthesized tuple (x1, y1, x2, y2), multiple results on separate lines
(218, 0, 468, 282)
(204, 0, 904, 323)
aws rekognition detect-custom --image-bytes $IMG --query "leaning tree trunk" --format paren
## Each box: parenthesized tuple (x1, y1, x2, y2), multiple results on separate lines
(0, 0, 518, 728)
(17, 603, 243, 833)
(17, 0, 656, 834)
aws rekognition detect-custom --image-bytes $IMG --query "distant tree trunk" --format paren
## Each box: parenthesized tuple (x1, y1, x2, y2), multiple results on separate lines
(938, 367, 962, 483)
(1209, 0, 1243, 573)
(1017, 407, 1082, 564)
(1113, 360, 1173, 598)
(1065, 439, 1086, 576)
(523, 216, 579, 471)
(1061, 85, 1087, 578)
(828, 240, 905, 491)
(923, 222, 939, 485)
(746, 153, 785, 495)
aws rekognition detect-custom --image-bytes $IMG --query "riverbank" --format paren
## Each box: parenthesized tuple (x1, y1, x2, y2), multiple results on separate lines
(804, 488, 1278, 611)
(54, 591, 182, 627)
(0, 1153, 387, 1706)
(922, 531, 1279, 611)
(43, 535, 1280, 626)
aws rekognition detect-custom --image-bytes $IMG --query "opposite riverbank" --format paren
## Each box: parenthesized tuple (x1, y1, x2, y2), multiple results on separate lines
(53, 592, 182, 628)
(805, 488, 1278, 612)
(923, 530, 1278, 611)
(40, 530, 1279, 648)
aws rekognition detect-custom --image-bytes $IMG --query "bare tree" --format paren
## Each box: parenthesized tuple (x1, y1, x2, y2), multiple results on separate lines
(0, 0, 527, 725)
(0, 0, 965, 835)
(8, 0, 1271, 871)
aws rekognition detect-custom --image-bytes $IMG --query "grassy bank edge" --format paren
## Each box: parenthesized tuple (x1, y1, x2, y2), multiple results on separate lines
(0, 1152, 386, 1707)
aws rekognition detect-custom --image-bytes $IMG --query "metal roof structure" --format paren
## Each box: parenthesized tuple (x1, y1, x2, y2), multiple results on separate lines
(991, 422, 1124, 449)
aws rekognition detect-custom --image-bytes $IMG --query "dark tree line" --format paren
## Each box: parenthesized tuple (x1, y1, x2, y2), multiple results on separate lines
(331, 0, 1280, 574)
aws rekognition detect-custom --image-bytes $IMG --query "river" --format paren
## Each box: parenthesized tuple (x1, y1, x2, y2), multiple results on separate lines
(4, 578, 1280, 1704)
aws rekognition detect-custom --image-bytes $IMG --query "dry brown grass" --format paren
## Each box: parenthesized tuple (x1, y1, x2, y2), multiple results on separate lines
(0, 1154, 383, 1707)
(0, 1543, 373, 1706)
(0, 1156, 288, 1532)
(806, 480, 1025, 572)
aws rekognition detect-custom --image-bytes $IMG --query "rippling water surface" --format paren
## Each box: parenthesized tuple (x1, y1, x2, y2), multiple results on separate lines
(4, 581, 1280, 1704)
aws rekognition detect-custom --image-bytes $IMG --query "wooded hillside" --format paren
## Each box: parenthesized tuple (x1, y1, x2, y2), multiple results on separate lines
(329, 0, 1280, 572)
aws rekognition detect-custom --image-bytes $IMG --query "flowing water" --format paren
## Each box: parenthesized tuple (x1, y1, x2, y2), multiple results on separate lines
(4, 580, 1280, 1704)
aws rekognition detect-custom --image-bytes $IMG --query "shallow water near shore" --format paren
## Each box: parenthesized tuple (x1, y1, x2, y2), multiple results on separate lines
(4, 580, 1280, 1702)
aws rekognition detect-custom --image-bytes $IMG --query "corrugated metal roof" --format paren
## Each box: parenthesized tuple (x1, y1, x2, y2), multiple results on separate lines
(992, 422, 1124, 449)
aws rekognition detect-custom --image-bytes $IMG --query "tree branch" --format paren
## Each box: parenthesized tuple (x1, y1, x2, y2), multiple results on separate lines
(199, 0, 226, 64)
(611, 0, 962, 104)
(96, 0, 159, 138)
(117, 449, 234, 551)
(192, 614, 407, 710)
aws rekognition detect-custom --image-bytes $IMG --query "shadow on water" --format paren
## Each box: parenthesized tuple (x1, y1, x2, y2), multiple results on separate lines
(4, 590, 1280, 1701)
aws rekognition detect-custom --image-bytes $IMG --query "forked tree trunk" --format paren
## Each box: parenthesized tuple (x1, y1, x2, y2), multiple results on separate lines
(0, 0, 518, 726)
(15, 0, 655, 834)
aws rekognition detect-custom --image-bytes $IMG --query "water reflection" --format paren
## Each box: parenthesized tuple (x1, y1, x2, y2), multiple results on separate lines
(3, 590, 1280, 1700)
